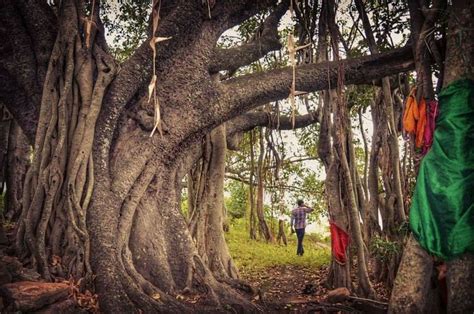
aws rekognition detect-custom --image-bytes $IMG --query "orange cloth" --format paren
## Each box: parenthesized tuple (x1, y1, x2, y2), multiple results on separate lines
(403, 87, 427, 148)
(403, 88, 419, 134)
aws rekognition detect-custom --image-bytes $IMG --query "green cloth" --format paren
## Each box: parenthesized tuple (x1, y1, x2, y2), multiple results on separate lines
(410, 78, 474, 260)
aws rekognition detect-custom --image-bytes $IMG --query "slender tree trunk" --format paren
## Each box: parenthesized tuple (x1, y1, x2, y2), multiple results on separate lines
(328, 0, 374, 297)
(332, 84, 374, 298)
(248, 131, 257, 240)
(256, 128, 274, 242)
(315, 0, 350, 290)
(357, 107, 374, 244)
(368, 96, 383, 235)
(318, 88, 351, 290)
(276, 180, 287, 246)
(188, 125, 239, 280)
(355, 0, 405, 224)
(358, 107, 369, 198)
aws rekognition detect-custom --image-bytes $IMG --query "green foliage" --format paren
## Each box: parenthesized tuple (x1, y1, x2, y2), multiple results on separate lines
(299, 172, 327, 218)
(347, 0, 410, 51)
(101, 0, 151, 61)
(225, 181, 248, 219)
(180, 189, 189, 218)
(296, 121, 320, 156)
(370, 236, 402, 262)
(226, 219, 330, 270)
(236, 13, 266, 42)
(347, 85, 376, 112)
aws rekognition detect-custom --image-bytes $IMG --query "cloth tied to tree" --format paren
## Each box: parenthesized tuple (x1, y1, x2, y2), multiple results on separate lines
(422, 100, 439, 155)
(410, 79, 474, 260)
(329, 221, 350, 264)
(403, 87, 419, 134)
(403, 88, 428, 149)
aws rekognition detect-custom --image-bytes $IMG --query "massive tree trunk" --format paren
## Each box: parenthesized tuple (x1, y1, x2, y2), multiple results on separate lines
(8, 1, 248, 311)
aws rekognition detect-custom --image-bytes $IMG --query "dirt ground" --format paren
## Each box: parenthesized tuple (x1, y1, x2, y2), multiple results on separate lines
(239, 265, 389, 313)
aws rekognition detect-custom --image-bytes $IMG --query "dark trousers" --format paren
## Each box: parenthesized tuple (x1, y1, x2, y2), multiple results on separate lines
(295, 228, 305, 255)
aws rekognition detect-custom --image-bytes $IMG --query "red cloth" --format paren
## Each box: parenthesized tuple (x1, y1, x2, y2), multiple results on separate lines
(422, 100, 439, 155)
(329, 221, 350, 264)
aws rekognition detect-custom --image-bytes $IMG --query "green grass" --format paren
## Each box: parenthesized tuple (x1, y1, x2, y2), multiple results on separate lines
(225, 219, 330, 273)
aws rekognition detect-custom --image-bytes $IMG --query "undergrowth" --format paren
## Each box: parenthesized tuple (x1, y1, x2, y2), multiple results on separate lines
(225, 219, 330, 274)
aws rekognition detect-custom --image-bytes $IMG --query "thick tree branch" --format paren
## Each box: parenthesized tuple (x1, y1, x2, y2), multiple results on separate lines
(211, 0, 277, 35)
(227, 111, 318, 136)
(209, 1, 289, 73)
(218, 45, 415, 123)
(225, 110, 318, 150)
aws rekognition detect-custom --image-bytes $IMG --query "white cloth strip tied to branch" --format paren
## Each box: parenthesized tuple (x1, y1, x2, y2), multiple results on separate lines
(288, 0, 311, 129)
(149, 0, 171, 137)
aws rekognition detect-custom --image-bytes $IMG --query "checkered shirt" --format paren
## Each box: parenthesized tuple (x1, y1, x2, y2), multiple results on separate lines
(290, 206, 313, 229)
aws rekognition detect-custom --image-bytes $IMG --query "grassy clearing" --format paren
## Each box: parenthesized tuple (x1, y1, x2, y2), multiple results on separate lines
(225, 219, 330, 274)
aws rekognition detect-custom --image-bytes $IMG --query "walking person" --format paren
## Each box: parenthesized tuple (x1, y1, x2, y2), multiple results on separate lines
(290, 199, 314, 256)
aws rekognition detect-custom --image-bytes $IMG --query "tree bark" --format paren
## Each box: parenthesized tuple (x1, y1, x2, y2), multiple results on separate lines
(5, 120, 31, 221)
(315, 0, 351, 291)
(256, 128, 274, 242)
(388, 236, 436, 314)
(327, 0, 374, 297)
(355, 0, 405, 223)
(248, 131, 257, 240)
(188, 125, 239, 280)
(443, 1, 474, 312)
